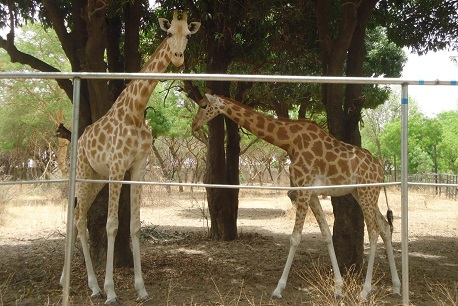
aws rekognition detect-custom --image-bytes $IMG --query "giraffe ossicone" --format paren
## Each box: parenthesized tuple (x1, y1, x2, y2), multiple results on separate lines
(192, 93, 401, 300)
(60, 11, 200, 305)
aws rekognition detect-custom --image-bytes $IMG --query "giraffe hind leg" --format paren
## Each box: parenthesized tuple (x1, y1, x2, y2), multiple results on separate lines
(76, 181, 106, 299)
(377, 210, 401, 296)
(130, 164, 149, 301)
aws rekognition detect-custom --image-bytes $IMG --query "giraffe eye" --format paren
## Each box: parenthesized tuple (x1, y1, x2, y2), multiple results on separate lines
(186, 34, 191, 40)
(201, 104, 207, 109)
(167, 32, 173, 38)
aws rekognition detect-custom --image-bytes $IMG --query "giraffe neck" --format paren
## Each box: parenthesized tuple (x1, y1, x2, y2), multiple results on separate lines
(111, 38, 172, 119)
(219, 97, 293, 151)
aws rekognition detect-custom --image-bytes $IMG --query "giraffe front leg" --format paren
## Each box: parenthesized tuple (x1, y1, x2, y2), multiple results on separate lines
(272, 232, 302, 298)
(130, 183, 149, 301)
(78, 217, 104, 299)
(272, 192, 309, 298)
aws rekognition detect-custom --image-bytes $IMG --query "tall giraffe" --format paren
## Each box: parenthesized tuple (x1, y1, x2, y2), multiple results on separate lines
(192, 94, 401, 300)
(61, 12, 200, 304)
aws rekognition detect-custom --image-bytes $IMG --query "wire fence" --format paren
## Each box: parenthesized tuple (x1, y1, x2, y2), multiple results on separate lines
(1, 72, 458, 306)
(409, 173, 458, 199)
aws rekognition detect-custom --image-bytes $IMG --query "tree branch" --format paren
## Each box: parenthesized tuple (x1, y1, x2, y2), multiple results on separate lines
(41, 0, 81, 67)
(0, 35, 74, 100)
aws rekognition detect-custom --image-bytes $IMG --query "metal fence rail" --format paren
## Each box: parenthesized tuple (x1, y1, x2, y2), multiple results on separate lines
(1, 72, 457, 306)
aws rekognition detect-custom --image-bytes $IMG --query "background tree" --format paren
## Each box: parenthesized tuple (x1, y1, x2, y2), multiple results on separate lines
(380, 112, 442, 174)
(436, 111, 458, 173)
(312, 0, 402, 271)
(377, 0, 458, 55)
(0, 0, 178, 267)
(0, 23, 72, 180)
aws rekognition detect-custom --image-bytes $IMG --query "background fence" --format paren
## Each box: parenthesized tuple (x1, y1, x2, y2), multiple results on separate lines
(409, 173, 458, 199)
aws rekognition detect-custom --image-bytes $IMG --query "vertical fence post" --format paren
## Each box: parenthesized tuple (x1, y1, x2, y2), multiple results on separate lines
(401, 84, 409, 305)
(62, 77, 81, 306)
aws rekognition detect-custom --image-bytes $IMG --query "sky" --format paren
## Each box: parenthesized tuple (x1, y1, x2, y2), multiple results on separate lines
(401, 49, 458, 117)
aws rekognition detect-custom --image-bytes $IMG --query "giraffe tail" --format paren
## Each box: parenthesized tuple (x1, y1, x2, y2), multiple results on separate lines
(383, 185, 394, 234)
(386, 206, 394, 235)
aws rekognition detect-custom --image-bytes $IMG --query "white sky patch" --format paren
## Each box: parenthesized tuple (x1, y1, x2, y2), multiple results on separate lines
(402, 49, 458, 117)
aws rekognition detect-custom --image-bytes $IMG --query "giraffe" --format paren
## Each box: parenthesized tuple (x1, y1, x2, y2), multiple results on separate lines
(61, 12, 200, 304)
(192, 94, 401, 300)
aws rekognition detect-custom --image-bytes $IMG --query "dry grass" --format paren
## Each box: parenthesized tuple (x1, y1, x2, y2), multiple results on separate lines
(209, 278, 281, 306)
(296, 260, 392, 306)
(0, 176, 15, 226)
(427, 281, 458, 306)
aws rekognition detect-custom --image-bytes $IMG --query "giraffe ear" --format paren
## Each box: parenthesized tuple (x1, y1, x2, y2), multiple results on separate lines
(205, 93, 218, 104)
(188, 22, 201, 34)
(159, 18, 171, 32)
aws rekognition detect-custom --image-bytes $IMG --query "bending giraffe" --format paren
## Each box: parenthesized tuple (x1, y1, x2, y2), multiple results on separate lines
(61, 12, 200, 304)
(191, 94, 400, 300)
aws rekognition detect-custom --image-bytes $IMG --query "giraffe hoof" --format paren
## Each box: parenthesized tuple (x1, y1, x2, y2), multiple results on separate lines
(136, 294, 150, 302)
(391, 292, 401, 298)
(105, 297, 121, 305)
(90, 292, 105, 300)
(271, 291, 283, 299)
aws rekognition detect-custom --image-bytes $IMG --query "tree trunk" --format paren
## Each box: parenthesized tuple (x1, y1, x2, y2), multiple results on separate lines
(4, 0, 144, 268)
(205, 78, 239, 241)
(314, 0, 379, 273)
(199, 1, 242, 241)
(324, 81, 365, 272)
(88, 173, 133, 267)
(82, 1, 145, 268)
(331, 1, 377, 273)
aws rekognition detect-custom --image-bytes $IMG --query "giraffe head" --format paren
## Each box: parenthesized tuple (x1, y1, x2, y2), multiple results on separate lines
(159, 11, 201, 67)
(192, 94, 224, 133)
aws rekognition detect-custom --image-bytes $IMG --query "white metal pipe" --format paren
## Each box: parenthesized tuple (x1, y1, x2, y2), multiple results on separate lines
(401, 84, 410, 305)
(75, 178, 401, 189)
(0, 71, 457, 86)
(62, 77, 81, 306)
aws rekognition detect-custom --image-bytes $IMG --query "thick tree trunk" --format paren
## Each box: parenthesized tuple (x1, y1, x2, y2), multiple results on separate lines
(82, 1, 144, 268)
(88, 173, 133, 267)
(200, 1, 241, 241)
(6, 0, 143, 268)
(332, 2, 376, 273)
(205, 78, 239, 241)
(319, 0, 379, 274)
(314, 0, 377, 274)
(324, 81, 365, 272)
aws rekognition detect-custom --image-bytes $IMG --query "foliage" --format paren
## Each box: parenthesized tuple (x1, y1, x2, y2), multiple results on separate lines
(0, 24, 71, 164)
(363, 27, 407, 109)
(377, 0, 458, 55)
(435, 111, 458, 173)
(363, 89, 458, 176)
(374, 111, 442, 174)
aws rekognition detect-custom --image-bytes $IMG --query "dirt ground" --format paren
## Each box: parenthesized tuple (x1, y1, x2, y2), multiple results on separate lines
(0, 185, 457, 305)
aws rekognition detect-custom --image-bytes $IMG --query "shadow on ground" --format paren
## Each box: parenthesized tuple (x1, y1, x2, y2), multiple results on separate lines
(1, 222, 456, 305)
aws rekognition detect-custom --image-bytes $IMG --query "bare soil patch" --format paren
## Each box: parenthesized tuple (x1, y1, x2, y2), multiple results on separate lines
(0, 185, 457, 305)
